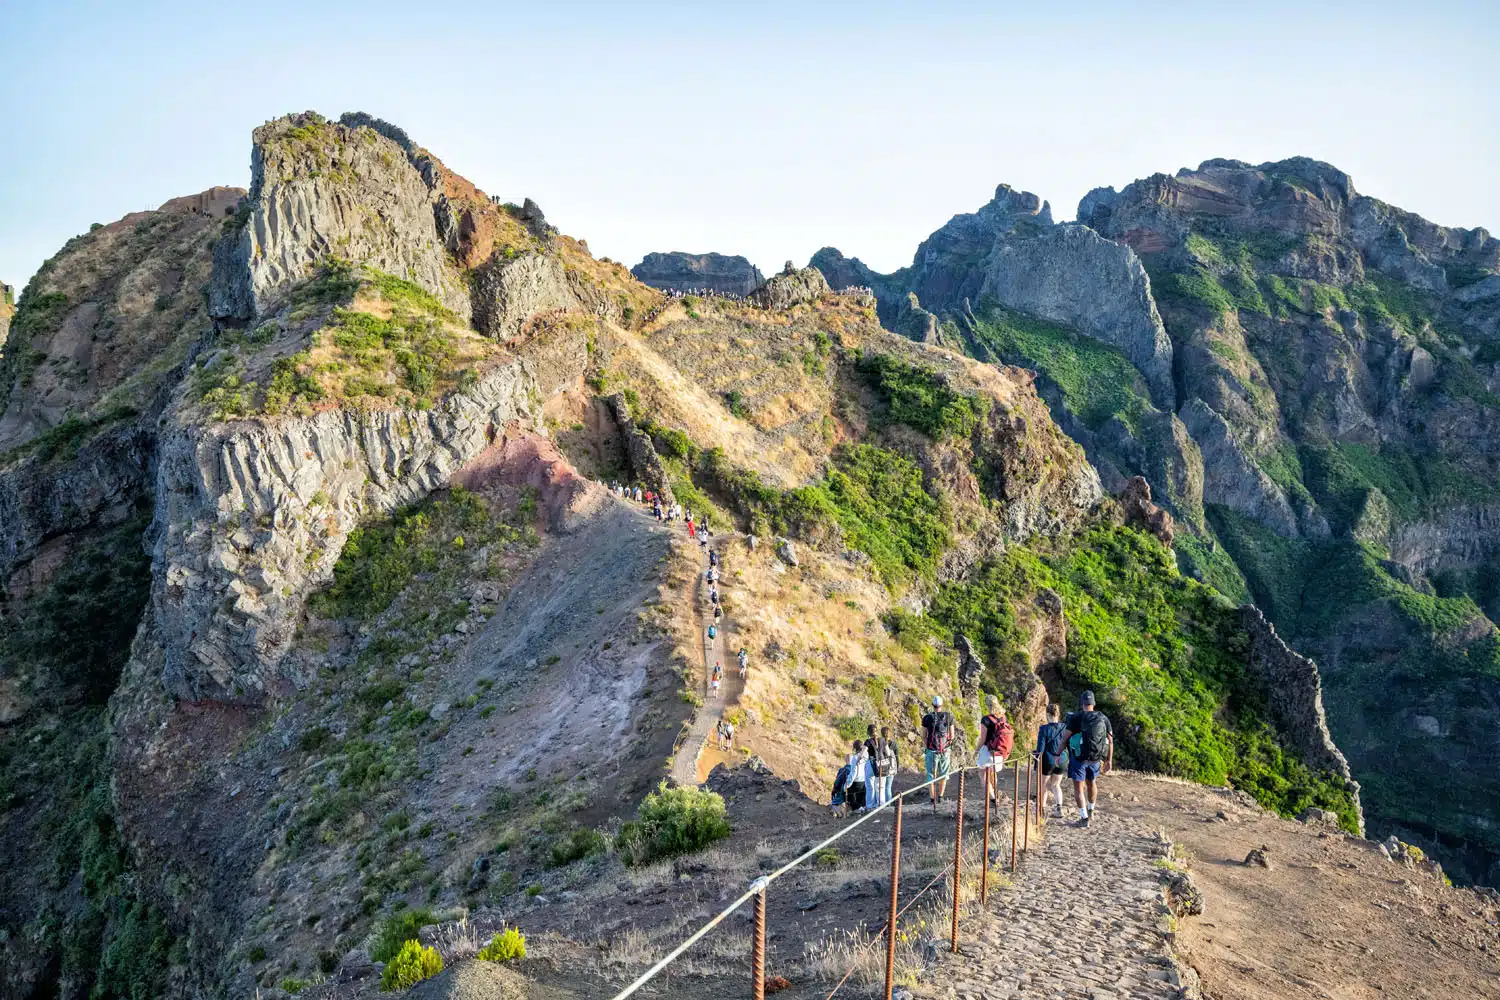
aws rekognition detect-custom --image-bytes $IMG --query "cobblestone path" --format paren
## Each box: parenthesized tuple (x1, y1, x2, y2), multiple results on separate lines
(918, 799, 1187, 1000)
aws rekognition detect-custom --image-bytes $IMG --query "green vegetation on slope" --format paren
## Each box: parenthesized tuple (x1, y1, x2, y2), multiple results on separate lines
(965, 302, 1153, 432)
(856, 351, 990, 440)
(922, 523, 1359, 830)
(0, 514, 152, 704)
(646, 427, 950, 589)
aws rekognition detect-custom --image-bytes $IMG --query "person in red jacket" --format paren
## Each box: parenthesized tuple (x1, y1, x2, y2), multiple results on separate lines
(976, 695, 1014, 809)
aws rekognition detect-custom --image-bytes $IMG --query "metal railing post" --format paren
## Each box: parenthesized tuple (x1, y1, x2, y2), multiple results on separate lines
(1023, 758, 1032, 852)
(951, 769, 964, 953)
(980, 768, 991, 905)
(883, 796, 902, 1000)
(751, 883, 766, 1000)
(1010, 762, 1020, 873)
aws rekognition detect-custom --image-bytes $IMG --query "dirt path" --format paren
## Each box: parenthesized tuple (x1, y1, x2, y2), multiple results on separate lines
(668, 531, 741, 787)
(919, 788, 1182, 1000)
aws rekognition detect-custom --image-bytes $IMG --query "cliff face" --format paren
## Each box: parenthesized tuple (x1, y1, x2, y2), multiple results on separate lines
(152, 358, 541, 702)
(632, 251, 765, 295)
(206, 112, 470, 322)
(0, 283, 13, 348)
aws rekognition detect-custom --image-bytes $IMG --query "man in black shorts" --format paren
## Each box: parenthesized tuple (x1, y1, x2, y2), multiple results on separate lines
(1061, 691, 1113, 828)
(1033, 703, 1067, 818)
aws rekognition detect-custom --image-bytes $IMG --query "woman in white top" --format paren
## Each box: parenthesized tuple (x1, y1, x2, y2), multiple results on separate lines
(845, 740, 871, 814)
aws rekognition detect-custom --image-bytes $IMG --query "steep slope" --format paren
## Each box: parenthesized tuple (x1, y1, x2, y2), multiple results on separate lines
(814, 158, 1500, 883)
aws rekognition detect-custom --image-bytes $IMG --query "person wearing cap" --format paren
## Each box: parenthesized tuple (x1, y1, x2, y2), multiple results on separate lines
(1061, 690, 1113, 828)
(920, 694, 957, 811)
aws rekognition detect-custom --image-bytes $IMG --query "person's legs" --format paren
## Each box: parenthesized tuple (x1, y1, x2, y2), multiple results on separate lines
(925, 750, 939, 805)
(882, 774, 895, 805)
(1086, 774, 1098, 813)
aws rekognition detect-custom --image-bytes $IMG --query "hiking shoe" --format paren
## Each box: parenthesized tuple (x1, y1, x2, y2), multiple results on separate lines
(1076, 815, 1091, 829)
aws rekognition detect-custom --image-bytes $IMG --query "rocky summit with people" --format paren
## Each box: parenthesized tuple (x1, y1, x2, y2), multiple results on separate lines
(0, 109, 1496, 1000)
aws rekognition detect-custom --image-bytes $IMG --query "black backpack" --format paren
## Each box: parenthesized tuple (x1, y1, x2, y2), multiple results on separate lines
(925, 712, 954, 752)
(1077, 711, 1110, 761)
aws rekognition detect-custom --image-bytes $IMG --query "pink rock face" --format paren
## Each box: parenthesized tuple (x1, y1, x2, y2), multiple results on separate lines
(451, 427, 597, 533)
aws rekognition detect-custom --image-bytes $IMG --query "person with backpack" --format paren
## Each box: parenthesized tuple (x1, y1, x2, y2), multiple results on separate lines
(921, 695, 956, 811)
(830, 759, 852, 817)
(1061, 691, 1113, 828)
(976, 696, 1014, 809)
(862, 725, 883, 808)
(1034, 703, 1067, 818)
(844, 739, 870, 815)
(874, 725, 898, 807)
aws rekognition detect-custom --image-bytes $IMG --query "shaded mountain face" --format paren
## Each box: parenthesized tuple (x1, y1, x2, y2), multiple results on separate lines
(815, 156, 1500, 884)
(631, 251, 765, 296)
(0, 115, 1368, 1000)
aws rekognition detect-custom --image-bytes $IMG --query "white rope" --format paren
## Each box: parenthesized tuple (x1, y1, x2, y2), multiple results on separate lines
(607, 758, 1030, 999)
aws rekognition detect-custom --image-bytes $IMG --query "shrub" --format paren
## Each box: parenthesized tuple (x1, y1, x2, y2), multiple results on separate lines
(379, 939, 443, 991)
(856, 352, 989, 440)
(369, 907, 436, 963)
(476, 927, 527, 963)
(548, 827, 609, 867)
(616, 782, 730, 865)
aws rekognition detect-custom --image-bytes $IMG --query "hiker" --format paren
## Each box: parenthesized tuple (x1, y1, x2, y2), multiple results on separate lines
(711, 661, 723, 694)
(875, 726, 898, 806)
(863, 725, 883, 808)
(709, 586, 719, 606)
(830, 759, 852, 817)
(1061, 691, 1114, 828)
(921, 695, 956, 810)
(707, 623, 717, 641)
(976, 696, 1014, 808)
(712, 604, 723, 624)
(709, 549, 719, 569)
(737, 646, 748, 677)
(844, 739, 870, 815)
(1034, 703, 1068, 818)
(722, 718, 735, 750)
(716, 718, 729, 747)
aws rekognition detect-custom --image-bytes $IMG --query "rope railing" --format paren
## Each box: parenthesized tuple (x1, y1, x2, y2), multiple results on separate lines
(608, 755, 1048, 1000)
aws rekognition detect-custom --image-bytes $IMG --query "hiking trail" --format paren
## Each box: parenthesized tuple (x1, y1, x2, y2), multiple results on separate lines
(917, 790, 1187, 1000)
(669, 531, 741, 787)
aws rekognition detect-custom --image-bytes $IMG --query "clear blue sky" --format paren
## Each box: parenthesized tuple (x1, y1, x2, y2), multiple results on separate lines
(2, 1, 1496, 292)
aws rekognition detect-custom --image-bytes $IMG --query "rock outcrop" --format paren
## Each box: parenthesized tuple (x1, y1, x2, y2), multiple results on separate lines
(151, 357, 541, 701)
(471, 252, 578, 339)
(631, 251, 764, 296)
(1118, 475, 1175, 545)
(206, 112, 469, 322)
(1178, 399, 1299, 536)
(749, 263, 831, 310)
(1240, 605, 1364, 833)
(976, 225, 1176, 408)
(607, 392, 673, 502)
(1, 282, 15, 347)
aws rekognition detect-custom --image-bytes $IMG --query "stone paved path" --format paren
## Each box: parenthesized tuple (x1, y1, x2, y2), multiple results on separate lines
(918, 799, 1185, 1000)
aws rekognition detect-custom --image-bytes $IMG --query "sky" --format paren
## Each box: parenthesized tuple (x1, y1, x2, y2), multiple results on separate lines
(1, 0, 1497, 293)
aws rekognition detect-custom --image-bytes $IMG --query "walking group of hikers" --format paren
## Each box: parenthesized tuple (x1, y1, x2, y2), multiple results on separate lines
(831, 691, 1114, 829)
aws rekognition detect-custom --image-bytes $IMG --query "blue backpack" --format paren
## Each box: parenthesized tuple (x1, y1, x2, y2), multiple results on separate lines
(831, 764, 852, 806)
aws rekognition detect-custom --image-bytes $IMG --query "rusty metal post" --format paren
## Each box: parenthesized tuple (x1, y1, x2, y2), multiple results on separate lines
(751, 883, 766, 1000)
(1023, 758, 1032, 852)
(883, 796, 902, 1000)
(980, 768, 991, 905)
(951, 769, 965, 953)
(1010, 761, 1020, 872)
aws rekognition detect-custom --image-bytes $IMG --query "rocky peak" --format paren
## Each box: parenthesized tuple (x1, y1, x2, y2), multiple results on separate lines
(748, 264, 831, 310)
(206, 111, 470, 322)
(631, 251, 765, 296)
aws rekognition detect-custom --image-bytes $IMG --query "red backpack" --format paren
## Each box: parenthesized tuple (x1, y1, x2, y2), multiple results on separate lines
(983, 714, 1014, 757)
